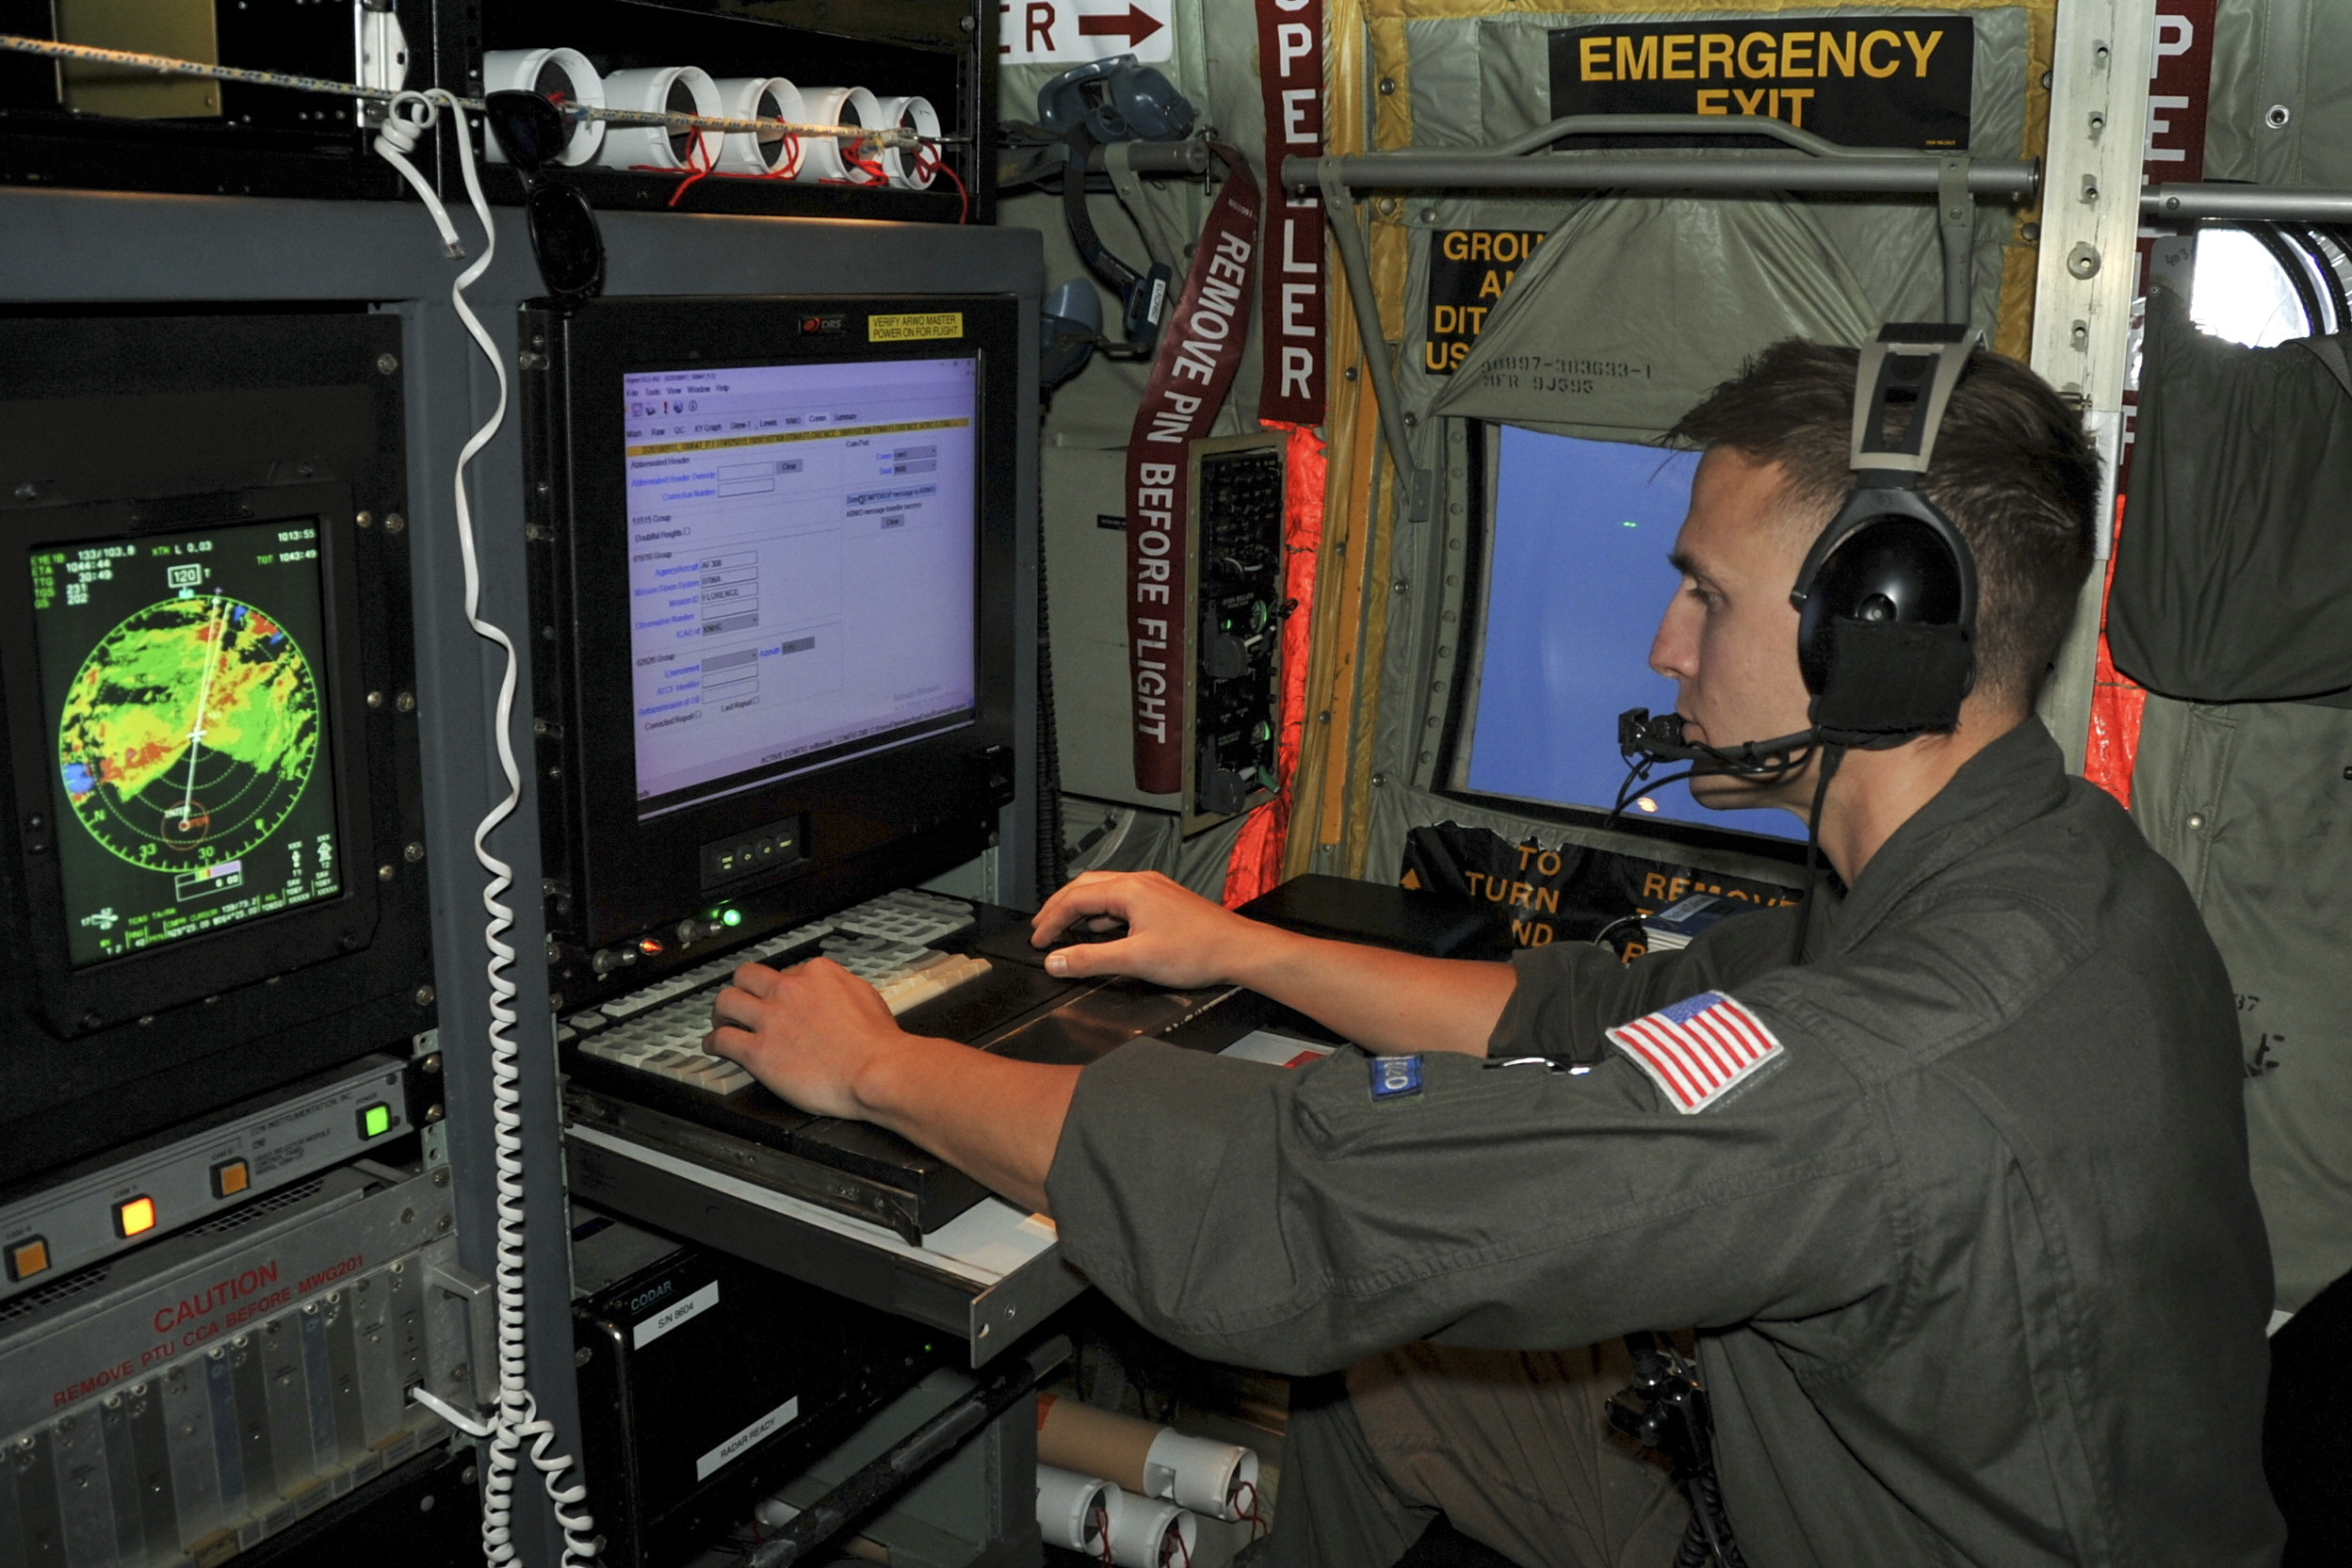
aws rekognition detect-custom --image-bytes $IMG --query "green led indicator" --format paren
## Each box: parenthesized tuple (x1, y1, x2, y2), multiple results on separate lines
(358, 1103, 392, 1139)
(722, 908, 742, 928)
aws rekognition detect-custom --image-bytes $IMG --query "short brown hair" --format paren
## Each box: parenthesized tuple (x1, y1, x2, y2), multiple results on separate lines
(1666, 339, 2101, 709)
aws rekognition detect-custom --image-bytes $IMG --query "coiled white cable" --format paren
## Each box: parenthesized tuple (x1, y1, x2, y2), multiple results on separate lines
(375, 89, 599, 1567)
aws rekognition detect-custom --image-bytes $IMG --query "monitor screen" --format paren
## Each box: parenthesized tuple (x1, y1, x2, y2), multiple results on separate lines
(622, 355, 980, 817)
(1460, 428, 1804, 843)
(28, 517, 346, 965)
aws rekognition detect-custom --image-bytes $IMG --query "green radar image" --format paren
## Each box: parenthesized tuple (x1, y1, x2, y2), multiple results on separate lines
(57, 591, 322, 872)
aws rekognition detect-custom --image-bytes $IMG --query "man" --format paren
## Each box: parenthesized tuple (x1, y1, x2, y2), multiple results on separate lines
(707, 342, 2283, 1565)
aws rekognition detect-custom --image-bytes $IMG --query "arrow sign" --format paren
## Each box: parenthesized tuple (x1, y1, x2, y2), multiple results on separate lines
(1078, 5, 1163, 46)
(999, 0, 1176, 65)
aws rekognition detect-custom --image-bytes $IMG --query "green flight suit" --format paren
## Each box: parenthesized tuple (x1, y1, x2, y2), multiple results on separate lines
(1045, 722, 2283, 1566)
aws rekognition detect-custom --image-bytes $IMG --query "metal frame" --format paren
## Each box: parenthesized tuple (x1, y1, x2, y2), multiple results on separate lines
(1285, 115, 2042, 522)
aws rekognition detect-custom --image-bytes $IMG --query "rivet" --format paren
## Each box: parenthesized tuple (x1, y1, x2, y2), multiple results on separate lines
(414, 985, 436, 1007)
(2266, 104, 2292, 130)
(1377, 77, 1396, 95)
(383, 513, 406, 534)
(355, 510, 374, 529)
(366, 690, 385, 708)
(376, 353, 399, 375)
(404, 841, 425, 863)
(2186, 813, 2205, 830)
(395, 691, 416, 713)
(379, 864, 397, 881)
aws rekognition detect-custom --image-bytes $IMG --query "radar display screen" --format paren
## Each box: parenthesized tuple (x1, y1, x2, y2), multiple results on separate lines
(27, 518, 344, 965)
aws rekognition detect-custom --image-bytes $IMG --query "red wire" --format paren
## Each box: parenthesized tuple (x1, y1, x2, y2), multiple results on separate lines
(915, 142, 970, 223)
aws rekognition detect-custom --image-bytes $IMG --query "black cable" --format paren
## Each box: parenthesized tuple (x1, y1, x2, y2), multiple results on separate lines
(1034, 504, 1069, 900)
(2247, 223, 2328, 337)
(1062, 124, 1143, 297)
(2296, 226, 2352, 331)
(1789, 745, 1846, 967)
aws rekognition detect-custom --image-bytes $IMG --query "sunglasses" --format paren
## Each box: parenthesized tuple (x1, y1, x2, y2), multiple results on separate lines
(483, 90, 607, 308)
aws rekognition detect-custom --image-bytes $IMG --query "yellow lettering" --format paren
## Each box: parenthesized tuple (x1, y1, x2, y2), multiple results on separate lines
(1905, 29, 1943, 76)
(1695, 88, 1729, 115)
(1536, 850, 1562, 876)
(1820, 30, 1856, 76)
(1616, 34, 1657, 81)
(1732, 86, 1767, 114)
(1580, 35, 1613, 81)
(1510, 881, 1534, 908)
(1443, 230, 1468, 261)
(1661, 34, 1695, 79)
(1448, 341, 1468, 369)
(1477, 269, 1504, 299)
(1666, 876, 1690, 901)
(1780, 30, 1813, 77)
(1860, 29, 1901, 77)
(1698, 33, 1734, 80)
(1737, 32, 1776, 79)
(1516, 843, 1537, 869)
(1533, 886, 1559, 914)
(1433, 304, 1458, 333)
(1423, 340, 1452, 371)
(1643, 873, 1667, 899)
(1468, 232, 1491, 261)
(1780, 86, 1813, 127)
(1492, 232, 1518, 264)
(1465, 305, 1488, 331)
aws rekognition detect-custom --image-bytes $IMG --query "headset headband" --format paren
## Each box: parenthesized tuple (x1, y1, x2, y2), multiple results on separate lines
(1849, 324, 1973, 486)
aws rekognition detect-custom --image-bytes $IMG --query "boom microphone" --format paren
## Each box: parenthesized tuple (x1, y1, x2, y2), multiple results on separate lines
(1616, 708, 1816, 776)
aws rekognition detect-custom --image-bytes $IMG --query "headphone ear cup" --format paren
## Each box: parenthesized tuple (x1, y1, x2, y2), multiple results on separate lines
(1795, 590, 1834, 696)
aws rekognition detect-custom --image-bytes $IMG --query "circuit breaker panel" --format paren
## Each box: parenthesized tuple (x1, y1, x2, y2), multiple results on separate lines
(1181, 433, 1288, 832)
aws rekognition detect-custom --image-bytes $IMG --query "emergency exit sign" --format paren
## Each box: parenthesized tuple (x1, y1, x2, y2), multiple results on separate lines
(1000, 0, 1176, 63)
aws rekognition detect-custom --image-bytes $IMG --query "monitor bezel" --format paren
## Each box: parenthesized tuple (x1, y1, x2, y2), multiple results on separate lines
(531, 296, 1021, 953)
(0, 480, 383, 1031)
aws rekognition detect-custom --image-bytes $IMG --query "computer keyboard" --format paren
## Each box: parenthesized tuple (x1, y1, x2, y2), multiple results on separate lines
(563, 892, 990, 1097)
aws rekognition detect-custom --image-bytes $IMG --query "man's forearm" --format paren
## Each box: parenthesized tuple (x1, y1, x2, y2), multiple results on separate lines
(854, 1035, 1079, 1214)
(1224, 925, 1517, 1057)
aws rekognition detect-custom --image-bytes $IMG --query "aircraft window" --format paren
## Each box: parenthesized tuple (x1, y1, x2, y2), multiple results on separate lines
(2189, 227, 2345, 346)
(1449, 427, 1803, 843)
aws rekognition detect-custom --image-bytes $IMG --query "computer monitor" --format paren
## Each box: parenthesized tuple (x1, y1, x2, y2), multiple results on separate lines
(0, 480, 385, 1033)
(527, 297, 1020, 981)
(1452, 428, 1805, 845)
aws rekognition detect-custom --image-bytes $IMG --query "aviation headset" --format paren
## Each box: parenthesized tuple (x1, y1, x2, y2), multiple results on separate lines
(1619, 322, 1982, 773)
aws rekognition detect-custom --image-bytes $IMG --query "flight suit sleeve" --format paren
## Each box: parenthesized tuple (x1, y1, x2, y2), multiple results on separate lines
(1044, 955, 1895, 1377)
(1488, 903, 1807, 1060)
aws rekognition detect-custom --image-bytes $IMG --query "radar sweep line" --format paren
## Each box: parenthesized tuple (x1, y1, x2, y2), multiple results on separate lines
(176, 590, 229, 835)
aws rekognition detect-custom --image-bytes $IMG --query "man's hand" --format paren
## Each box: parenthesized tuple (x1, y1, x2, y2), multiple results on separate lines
(705, 957, 902, 1120)
(705, 954, 1081, 1215)
(1030, 870, 1257, 988)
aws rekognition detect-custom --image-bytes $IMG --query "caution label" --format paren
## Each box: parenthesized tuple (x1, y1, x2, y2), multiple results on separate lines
(869, 312, 965, 343)
(1548, 17, 1973, 150)
(1423, 229, 1549, 376)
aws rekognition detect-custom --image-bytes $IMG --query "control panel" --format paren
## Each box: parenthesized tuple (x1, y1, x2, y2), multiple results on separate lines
(1183, 434, 1290, 832)
(0, 1056, 423, 1302)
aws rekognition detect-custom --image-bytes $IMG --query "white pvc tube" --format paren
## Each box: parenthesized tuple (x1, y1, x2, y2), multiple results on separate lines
(1144, 1428, 1262, 1523)
(712, 74, 806, 176)
(596, 65, 722, 171)
(1035, 1464, 1117, 1556)
(1107, 1496, 1198, 1568)
(480, 47, 605, 166)
(870, 93, 941, 189)
(793, 85, 884, 183)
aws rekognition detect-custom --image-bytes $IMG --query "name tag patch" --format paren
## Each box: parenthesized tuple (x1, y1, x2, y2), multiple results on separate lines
(1370, 1055, 1423, 1100)
(1605, 991, 1783, 1114)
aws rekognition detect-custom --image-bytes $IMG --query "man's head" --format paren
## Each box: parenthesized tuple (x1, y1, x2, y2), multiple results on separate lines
(1648, 339, 2100, 811)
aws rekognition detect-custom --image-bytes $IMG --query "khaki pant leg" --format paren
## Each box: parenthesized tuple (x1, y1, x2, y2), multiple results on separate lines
(1344, 1340, 1691, 1568)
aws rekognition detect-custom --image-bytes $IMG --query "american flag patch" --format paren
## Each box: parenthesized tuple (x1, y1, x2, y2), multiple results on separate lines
(1605, 991, 1784, 1114)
